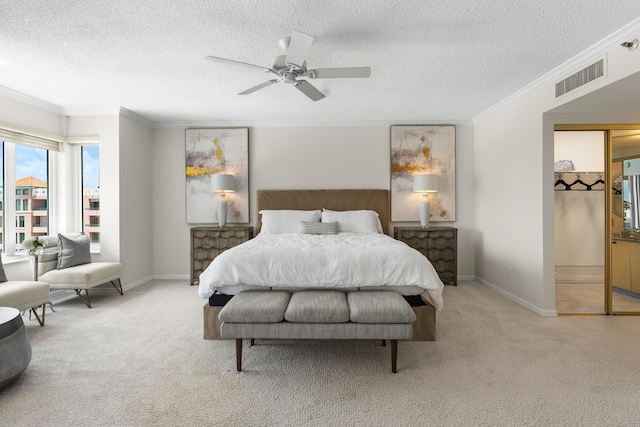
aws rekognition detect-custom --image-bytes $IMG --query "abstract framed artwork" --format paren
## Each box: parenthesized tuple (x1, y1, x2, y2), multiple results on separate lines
(185, 128, 249, 224)
(390, 125, 456, 222)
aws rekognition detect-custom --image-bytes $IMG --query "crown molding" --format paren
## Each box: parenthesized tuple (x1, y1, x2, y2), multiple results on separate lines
(62, 107, 121, 117)
(118, 108, 156, 128)
(0, 84, 63, 115)
(473, 15, 640, 123)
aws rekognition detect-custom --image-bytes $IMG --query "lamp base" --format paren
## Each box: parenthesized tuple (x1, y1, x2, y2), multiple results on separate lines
(217, 200, 228, 228)
(420, 198, 431, 228)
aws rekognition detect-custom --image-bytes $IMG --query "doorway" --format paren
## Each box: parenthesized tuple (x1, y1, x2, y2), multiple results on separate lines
(554, 130, 605, 314)
(555, 125, 640, 315)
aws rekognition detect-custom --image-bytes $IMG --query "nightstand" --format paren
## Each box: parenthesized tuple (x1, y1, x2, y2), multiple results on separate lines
(190, 226, 254, 286)
(394, 226, 457, 286)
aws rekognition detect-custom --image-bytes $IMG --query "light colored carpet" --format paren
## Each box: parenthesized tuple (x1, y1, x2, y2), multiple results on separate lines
(555, 282, 605, 314)
(2, 280, 640, 426)
(556, 282, 640, 314)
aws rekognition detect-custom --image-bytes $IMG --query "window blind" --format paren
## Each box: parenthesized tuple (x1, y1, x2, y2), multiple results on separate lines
(0, 124, 62, 152)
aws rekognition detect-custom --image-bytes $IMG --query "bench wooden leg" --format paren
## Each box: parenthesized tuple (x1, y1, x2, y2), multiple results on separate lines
(75, 289, 92, 308)
(236, 339, 243, 371)
(391, 340, 398, 373)
(111, 278, 124, 295)
(31, 304, 45, 327)
(250, 338, 254, 346)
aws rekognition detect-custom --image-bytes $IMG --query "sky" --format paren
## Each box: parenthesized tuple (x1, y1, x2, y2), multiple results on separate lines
(0, 144, 100, 188)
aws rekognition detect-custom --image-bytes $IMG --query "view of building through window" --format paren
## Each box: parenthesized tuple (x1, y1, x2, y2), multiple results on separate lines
(0, 144, 49, 252)
(0, 143, 100, 253)
(82, 146, 100, 249)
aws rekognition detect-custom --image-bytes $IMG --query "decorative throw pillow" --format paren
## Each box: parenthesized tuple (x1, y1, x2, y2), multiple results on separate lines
(300, 221, 338, 235)
(0, 255, 7, 282)
(56, 233, 92, 269)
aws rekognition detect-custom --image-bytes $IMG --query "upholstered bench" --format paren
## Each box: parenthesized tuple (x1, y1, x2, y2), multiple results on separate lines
(0, 281, 50, 326)
(37, 234, 123, 308)
(218, 290, 416, 373)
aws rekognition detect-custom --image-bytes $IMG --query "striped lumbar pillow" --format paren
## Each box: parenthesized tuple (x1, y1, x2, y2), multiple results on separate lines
(300, 221, 338, 235)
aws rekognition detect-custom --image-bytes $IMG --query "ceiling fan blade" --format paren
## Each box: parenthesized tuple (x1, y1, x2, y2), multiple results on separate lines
(294, 80, 325, 101)
(205, 56, 274, 73)
(308, 67, 371, 79)
(285, 31, 314, 68)
(238, 79, 279, 95)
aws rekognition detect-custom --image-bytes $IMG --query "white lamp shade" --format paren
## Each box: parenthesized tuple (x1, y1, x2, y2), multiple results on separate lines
(413, 174, 438, 193)
(211, 174, 235, 193)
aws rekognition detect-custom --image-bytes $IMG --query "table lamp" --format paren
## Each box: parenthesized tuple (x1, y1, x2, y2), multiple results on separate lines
(413, 174, 438, 228)
(211, 174, 235, 227)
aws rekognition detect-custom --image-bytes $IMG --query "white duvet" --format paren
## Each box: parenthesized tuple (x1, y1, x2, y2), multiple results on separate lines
(198, 232, 444, 310)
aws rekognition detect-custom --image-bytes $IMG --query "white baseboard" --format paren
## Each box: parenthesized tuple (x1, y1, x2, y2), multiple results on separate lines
(475, 277, 558, 317)
(153, 274, 190, 281)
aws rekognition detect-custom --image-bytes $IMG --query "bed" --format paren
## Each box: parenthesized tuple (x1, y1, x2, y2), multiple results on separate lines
(200, 189, 443, 341)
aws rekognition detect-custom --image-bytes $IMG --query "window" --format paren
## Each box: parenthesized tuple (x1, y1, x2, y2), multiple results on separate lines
(82, 146, 100, 250)
(0, 141, 50, 253)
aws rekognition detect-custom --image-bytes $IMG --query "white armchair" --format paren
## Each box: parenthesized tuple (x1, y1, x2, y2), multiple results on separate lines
(37, 234, 123, 308)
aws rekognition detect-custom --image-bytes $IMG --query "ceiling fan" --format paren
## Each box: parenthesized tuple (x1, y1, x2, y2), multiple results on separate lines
(205, 31, 371, 101)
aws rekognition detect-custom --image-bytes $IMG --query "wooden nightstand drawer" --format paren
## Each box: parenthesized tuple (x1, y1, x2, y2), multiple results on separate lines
(190, 226, 253, 286)
(394, 226, 457, 286)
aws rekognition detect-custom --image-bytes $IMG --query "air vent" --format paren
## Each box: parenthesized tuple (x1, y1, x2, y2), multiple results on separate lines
(555, 59, 604, 97)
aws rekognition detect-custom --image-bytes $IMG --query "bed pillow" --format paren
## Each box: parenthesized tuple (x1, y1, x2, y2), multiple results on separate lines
(321, 209, 383, 234)
(259, 210, 322, 234)
(300, 221, 338, 235)
(57, 233, 92, 269)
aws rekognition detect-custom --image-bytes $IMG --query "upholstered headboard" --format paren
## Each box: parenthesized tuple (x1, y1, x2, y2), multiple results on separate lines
(256, 189, 390, 235)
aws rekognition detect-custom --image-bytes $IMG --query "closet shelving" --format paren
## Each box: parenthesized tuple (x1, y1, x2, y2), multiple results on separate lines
(554, 171, 605, 191)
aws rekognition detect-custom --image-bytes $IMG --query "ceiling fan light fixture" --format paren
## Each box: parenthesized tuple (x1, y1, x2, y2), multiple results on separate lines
(206, 30, 371, 101)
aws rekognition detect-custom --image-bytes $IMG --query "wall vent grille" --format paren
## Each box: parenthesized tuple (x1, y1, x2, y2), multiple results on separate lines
(555, 59, 604, 97)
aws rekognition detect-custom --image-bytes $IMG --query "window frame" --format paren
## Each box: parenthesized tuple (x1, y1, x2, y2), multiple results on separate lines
(1, 141, 56, 255)
(80, 144, 100, 252)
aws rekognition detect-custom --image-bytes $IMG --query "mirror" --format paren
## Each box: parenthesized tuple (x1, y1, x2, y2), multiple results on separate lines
(611, 130, 640, 313)
(612, 172, 623, 217)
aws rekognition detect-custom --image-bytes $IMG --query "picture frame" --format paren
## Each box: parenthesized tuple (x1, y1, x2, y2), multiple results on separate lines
(390, 125, 456, 222)
(185, 128, 249, 224)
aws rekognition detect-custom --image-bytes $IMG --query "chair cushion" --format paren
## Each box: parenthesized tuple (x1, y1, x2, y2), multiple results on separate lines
(347, 291, 416, 324)
(40, 262, 122, 290)
(219, 291, 290, 323)
(285, 290, 349, 323)
(0, 281, 50, 312)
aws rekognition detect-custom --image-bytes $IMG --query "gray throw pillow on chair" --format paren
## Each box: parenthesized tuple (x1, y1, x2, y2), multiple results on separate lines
(56, 233, 92, 269)
(0, 256, 7, 282)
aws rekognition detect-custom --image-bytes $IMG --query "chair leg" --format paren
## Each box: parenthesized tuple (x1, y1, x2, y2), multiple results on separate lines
(236, 339, 243, 371)
(31, 304, 45, 327)
(111, 278, 124, 295)
(391, 340, 398, 373)
(75, 289, 92, 308)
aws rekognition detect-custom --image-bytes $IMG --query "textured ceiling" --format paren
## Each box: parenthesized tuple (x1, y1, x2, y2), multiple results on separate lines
(1, 1, 639, 126)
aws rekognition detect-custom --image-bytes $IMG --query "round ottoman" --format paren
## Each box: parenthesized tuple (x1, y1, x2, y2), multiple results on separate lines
(0, 307, 32, 388)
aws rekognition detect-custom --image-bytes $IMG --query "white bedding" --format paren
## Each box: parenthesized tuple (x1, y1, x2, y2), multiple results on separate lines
(198, 232, 444, 310)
